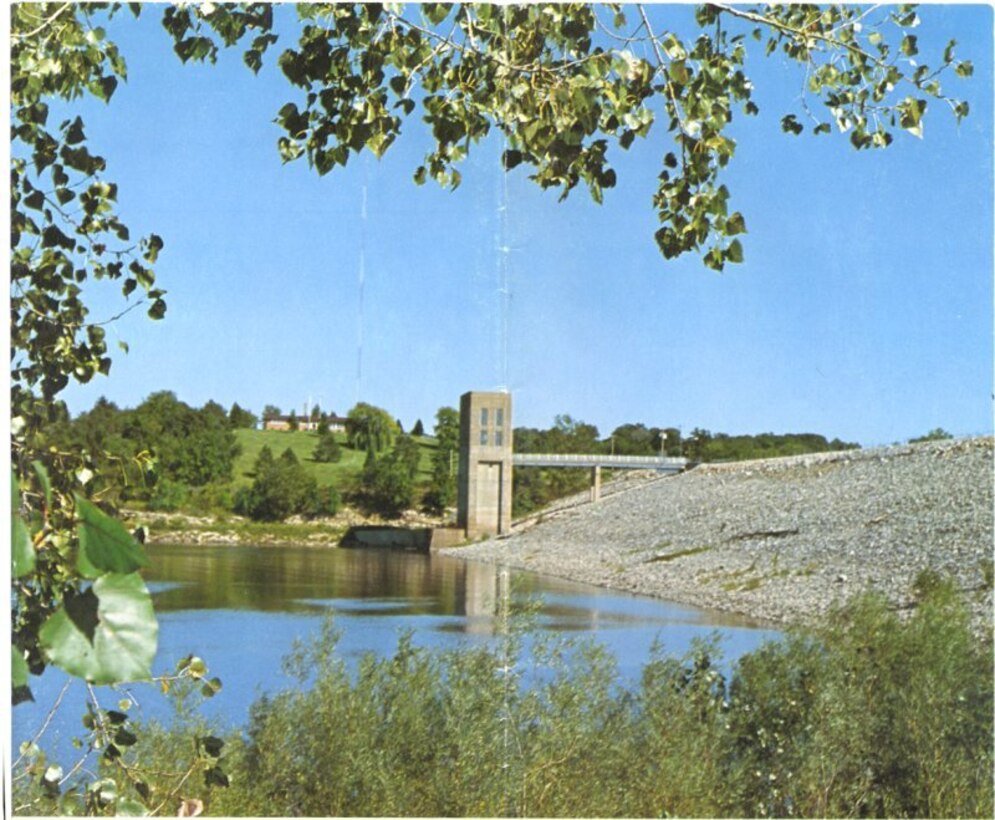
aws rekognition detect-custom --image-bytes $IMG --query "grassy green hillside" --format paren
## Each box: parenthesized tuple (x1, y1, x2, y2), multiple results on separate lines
(233, 429, 437, 492)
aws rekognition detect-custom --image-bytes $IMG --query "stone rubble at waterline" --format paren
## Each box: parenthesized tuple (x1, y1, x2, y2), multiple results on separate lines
(440, 437, 994, 630)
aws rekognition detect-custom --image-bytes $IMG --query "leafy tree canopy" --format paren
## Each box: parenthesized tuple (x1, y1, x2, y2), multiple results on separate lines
(910, 427, 954, 443)
(346, 402, 400, 453)
(425, 406, 460, 513)
(229, 402, 258, 429)
(235, 445, 339, 520)
(159, 2, 971, 270)
(312, 431, 343, 463)
(361, 440, 418, 516)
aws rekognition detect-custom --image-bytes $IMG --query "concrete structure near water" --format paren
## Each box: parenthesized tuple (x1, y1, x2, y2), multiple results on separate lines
(455, 390, 689, 538)
(457, 391, 514, 537)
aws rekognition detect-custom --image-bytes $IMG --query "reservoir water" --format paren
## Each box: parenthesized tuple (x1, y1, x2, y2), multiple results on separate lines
(14, 543, 779, 765)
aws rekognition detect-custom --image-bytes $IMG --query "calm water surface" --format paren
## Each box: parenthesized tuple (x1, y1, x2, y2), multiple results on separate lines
(15, 543, 779, 760)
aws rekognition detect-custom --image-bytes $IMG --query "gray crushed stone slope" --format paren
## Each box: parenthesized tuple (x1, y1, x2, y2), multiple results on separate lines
(440, 438, 994, 627)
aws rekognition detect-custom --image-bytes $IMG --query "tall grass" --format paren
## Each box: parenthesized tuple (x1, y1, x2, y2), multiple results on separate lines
(19, 582, 992, 817)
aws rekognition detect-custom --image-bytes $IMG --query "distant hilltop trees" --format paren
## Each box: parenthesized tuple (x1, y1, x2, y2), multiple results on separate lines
(511, 417, 860, 516)
(47, 392, 866, 522)
(513, 418, 859, 463)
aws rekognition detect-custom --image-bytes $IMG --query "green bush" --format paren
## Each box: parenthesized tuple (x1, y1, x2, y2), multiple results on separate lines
(235, 447, 337, 521)
(311, 432, 342, 463)
(186, 482, 234, 513)
(147, 477, 190, 512)
(360, 437, 421, 515)
(41, 586, 989, 817)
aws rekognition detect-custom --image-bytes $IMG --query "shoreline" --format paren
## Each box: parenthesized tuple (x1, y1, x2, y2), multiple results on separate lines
(133, 437, 993, 631)
(439, 437, 994, 630)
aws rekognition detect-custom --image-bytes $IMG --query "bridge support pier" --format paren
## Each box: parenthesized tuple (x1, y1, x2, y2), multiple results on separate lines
(590, 465, 601, 502)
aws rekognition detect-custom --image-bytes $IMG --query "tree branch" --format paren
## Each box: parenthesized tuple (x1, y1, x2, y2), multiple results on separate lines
(637, 5, 687, 159)
(12, 679, 73, 771)
(709, 3, 886, 70)
(11, 3, 74, 41)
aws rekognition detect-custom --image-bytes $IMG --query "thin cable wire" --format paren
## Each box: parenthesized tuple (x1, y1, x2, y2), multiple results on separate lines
(356, 162, 368, 406)
(498, 565, 513, 816)
(498, 154, 511, 392)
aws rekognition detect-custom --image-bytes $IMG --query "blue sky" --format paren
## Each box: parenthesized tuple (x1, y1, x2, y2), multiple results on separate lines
(43, 4, 993, 446)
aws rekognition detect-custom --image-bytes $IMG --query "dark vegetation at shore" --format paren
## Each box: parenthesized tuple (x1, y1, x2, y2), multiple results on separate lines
(48, 394, 862, 525)
(15, 581, 992, 818)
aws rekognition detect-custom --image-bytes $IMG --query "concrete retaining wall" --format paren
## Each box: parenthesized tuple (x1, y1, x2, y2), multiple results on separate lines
(340, 526, 466, 552)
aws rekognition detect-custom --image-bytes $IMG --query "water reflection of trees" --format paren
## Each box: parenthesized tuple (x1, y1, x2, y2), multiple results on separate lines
(144, 544, 769, 643)
(145, 545, 516, 620)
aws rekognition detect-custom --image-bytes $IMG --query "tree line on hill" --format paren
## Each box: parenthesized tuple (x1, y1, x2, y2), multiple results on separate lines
(40, 393, 462, 522)
(46, 393, 865, 522)
(42, 391, 242, 510)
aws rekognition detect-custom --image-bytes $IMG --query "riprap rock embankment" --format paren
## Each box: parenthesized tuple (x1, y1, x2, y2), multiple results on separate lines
(441, 438, 993, 628)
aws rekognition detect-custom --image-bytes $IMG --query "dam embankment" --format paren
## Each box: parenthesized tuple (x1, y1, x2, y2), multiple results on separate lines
(439, 437, 994, 628)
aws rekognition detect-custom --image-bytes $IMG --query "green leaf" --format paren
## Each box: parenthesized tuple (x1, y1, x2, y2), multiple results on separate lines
(668, 60, 689, 86)
(187, 656, 207, 678)
(725, 213, 747, 236)
(12, 646, 29, 688)
(725, 238, 744, 264)
(64, 116, 86, 145)
(703, 247, 724, 271)
(502, 149, 523, 170)
(199, 736, 225, 758)
(204, 766, 229, 788)
(31, 461, 52, 509)
(38, 573, 158, 684)
(106, 709, 128, 724)
(12, 471, 35, 578)
(201, 677, 223, 698)
(115, 798, 149, 816)
(88, 778, 118, 805)
(955, 61, 973, 78)
(244, 49, 263, 74)
(75, 496, 148, 578)
(11, 524, 34, 578)
(422, 4, 450, 25)
(898, 97, 927, 138)
(92, 75, 118, 102)
(23, 189, 44, 210)
(148, 298, 167, 320)
(144, 233, 164, 263)
(780, 114, 804, 136)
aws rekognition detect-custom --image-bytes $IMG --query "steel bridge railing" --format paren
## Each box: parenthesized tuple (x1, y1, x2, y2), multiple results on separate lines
(511, 453, 687, 471)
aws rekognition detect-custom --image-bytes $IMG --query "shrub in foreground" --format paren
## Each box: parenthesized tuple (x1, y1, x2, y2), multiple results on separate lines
(19, 585, 991, 817)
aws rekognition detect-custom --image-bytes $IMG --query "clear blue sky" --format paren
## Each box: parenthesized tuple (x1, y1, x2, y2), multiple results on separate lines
(47, 4, 993, 446)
